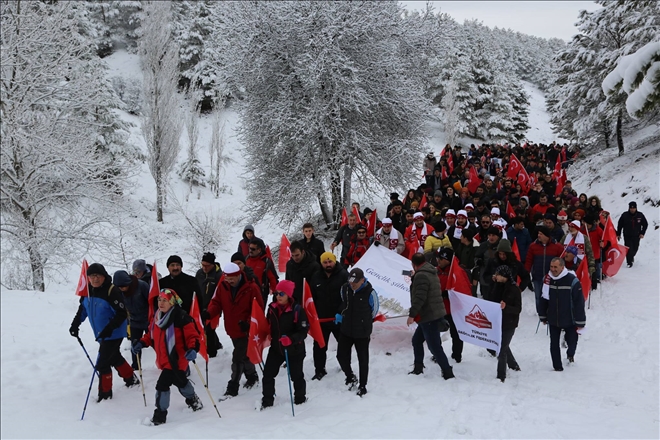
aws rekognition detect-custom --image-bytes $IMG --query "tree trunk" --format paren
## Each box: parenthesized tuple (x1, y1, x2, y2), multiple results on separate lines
(342, 161, 352, 211)
(330, 168, 342, 226)
(318, 192, 333, 227)
(27, 230, 44, 291)
(156, 167, 163, 222)
(616, 110, 624, 156)
(603, 120, 611, 150)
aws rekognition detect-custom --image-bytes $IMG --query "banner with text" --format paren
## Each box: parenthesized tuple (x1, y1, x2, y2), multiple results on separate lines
(448, 290, 502, 355)
(352, 244, 412, 310)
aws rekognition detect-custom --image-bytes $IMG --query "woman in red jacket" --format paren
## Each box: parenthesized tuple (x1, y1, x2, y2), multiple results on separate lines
(132, 288, 203, 425)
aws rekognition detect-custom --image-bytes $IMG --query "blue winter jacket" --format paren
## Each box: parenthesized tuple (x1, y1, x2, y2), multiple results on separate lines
(75, 278, 128, 341)
(505, 226, 532, 262)
(538, 272, 586, 329)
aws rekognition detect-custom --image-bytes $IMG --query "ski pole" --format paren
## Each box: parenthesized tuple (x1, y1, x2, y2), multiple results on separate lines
(136, 354, 147, 407)
(284, 348, 295, 417)
(192, 361, 221, 418)
(81, 352, 100, 421)
(76, 336, 100, 377)
(535, 320, 540, 334)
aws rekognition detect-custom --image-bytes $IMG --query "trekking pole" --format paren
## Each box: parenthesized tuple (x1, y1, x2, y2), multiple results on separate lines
(192, 361, 221, 418)
(535, 320, 540, 334)
(136, 354, 147, 407)
(81, 352, 100, 421)
(284, 348, 295, 417)
(76, 336, 100, 377)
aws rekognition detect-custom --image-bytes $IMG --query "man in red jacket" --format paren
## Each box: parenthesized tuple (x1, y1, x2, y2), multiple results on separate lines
(524, 226, 564, 311)
(246, 238, 279, 307)
(203, 263, 264, 398)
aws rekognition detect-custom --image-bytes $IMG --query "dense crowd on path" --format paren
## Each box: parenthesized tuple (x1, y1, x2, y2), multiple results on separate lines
(69, 141, 649, 425)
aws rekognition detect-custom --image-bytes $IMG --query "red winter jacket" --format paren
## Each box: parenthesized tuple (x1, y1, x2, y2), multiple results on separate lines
(246, 253, 278, 295)
(207, 273, 264, 339)
(141, 306, 200, 372)
(587, 225, 603, 262)
(345, 238, 371, 266)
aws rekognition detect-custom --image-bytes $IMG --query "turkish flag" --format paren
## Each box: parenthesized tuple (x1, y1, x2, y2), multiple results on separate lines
(278, 234, 291, 273)
(507, 154, 522, 179)
(441, 166, 449, 181)
(419, 193, 428, 210)
(247, 298, 271, 365)
(576, 257, 590, 301)
(340, 207, 348, 227)
(517, 167, 531, 194)
(303, 279, 325, 348)
(352, 205, 362, 223)
(189, 292, 208, 361)
(555, 169, 567, 197)
(467, 166, 481, 194)
(441, 145, 449, 158)
(602, 216, 627, 277)
(511, 238, 521, 262)
(75, 259, 89, 297)
(506, 201, 516, 219)
(552, 154, 562, 180)
(446, 256, 472, 295)
(148, 261, 160, 323)
(447, 153, 454, 173)
(366, 209, 378, 238)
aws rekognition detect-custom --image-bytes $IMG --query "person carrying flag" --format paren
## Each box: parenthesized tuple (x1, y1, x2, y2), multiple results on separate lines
(132, 288, 203, 425)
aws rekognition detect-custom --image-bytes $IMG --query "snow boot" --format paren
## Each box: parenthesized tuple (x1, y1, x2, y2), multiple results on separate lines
(408, 363, 424, 375)
(97, 372, 113, 402)
(311, 369, 327, 381)
(244, 373, 259, 389)
(345, 374, 358, 390)
(185, 395, 203, 411)
(294, 396, 307, 405)
(224, 380, 239, 398)
(451, 353, 462, 363)
(568, 356, 574, 363)
(356, 386, 367, 397)
(124, 373, 140, 388)
(97, 390, 112, 402)
(151, 409, 167, 425)
(442, 367, 455, 380)
(260, 398, 274, 410)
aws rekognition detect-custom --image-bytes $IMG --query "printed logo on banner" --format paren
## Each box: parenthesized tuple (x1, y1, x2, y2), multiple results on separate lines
(465, 305, 492, 329)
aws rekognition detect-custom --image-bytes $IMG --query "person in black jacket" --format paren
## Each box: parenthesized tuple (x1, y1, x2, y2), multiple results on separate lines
(616, 201, 649, 267)
(159, 255, 202, 316)
(309, 252, 348, 380)
(335, 268, 379, 397)
(285, 241, 321, 304)
(195, 252, 223, 357)
(69, 263, 139, 402)
(261, 280, 309, 410)
(331, 214, 358, 263)
(489, 266, 522, 382)
(299, 223, 326, 263)
(113, 270, 150, 370)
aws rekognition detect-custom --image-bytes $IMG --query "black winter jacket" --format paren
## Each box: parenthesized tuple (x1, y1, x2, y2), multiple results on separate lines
(298, 236, 326, 263)
(310, 263, 348, 319)
(267, 300, 309, 357)
(339, 281, 378, 339)
(538, 271, 586, 328)
(159, 272, 201, 315)
(488, 282, 522, 330)
(616, 210, 648, 238)
(285, 251, 321, 304)
(195, 264, 223, 310)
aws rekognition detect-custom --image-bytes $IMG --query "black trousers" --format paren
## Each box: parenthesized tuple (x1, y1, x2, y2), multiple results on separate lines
(97, 338, 130, 375)
(229, 337, 257, 385)
(497, 328, 518, 378)
(262, 347, 306, 405)
(313, 322, 341, 373)
(337, 333, 370, 387)
(623, 236, 640, 264)
(204, 324, 221, 357)
(445, 314, 463, 360)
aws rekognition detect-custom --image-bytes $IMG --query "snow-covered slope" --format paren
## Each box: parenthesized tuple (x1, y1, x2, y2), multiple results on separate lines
(1, 51, 659, 439)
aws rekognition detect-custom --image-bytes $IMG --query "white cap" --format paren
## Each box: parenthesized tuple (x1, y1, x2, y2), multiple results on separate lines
(445, 209, 456, 218)
(570, 220, 581, 228)
(465, 203, 474, 210)
(493, 218, 507, 229)
(413, 212, 424, 219)
(382, 218, 393, 225)
(491, 207, 501, 216)
(224, 262, 241, 276)
(457, 210, 468, 218)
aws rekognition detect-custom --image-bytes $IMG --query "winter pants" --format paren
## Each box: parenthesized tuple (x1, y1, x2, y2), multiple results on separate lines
(533, 279, 544, 313)
(229, 337, 257, 387)
(549, 325, 578, 370)
(262, 347, 306, 405)
(313, 322, 341, 374)
(624, 236, 640, 264)
(129, 327, 146, 369)
(497, 328, 519, 379)
(154, 369, 195, 411)
(337, 333, 370, 388)
(204, 324, 221, 357)
(412, 319, 452, 373)
(445, 314, 463, 361)
(97, 338, 133, 392)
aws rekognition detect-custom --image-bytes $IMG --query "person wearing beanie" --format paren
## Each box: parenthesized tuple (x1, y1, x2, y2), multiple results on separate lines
(230, 252, 258, 285)
(204, 262, 264, 398)
(563, 245, 582, 271)
(583, 215, 604, 289)
(132, 259, 151, 283)
(489, 265, 522, 382)
(344, 225, 371, 266)
(113, 269, 150, 370)
(336, 268, 379, 397)
(506, 217, 533, 262)
(246, 237, 280, 306)
(556, 210, 569, 235)
(69, 263, 139, 402)
(616, 201, 648, 267)
(237, 224, 259, 258)
(447, 209, 475, 250)
(375, 218, 405, 254)
(561, 220, 595, 276)
(424, 219, 452, 257)
(195, 252, 224, 357)
(543, 213, 564, 242)
(404, 211, 435, 258)
(298, 223, 326, 264)
(285, 241, 321, 303)
(132, 288, 204, 424)
(309, 251, 348, 380)
(474, 226, 502, 298)
(159, 255, 201, 317)
(261, 280, 309, 409)
(481, 240, 531, 302)
(524, 226, 565, 310)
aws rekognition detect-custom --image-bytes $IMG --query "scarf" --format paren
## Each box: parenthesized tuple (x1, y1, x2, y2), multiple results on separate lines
(376, 228, 400, 250)
(563, 232, 586, 256)
(156, 308, 176, 356)
(410, 223, 429, 252)
(541, 267, 569, 300)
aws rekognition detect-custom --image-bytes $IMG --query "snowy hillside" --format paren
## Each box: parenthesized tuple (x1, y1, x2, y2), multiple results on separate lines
(2, 49, 659, 439)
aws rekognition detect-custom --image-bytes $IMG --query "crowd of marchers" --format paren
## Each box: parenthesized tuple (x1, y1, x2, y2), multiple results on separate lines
(69, 141, 649, 425)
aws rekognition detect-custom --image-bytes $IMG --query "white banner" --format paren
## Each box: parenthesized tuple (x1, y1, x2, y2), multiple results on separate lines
(352, 244, 412, 310)
(448, 290, 502, 355)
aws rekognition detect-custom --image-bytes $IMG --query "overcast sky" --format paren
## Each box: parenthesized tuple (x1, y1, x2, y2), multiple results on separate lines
(400, 1, 602, 41)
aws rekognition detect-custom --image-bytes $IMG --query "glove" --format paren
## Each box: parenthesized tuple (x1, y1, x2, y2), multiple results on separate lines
(279, 336, 292, 347)
(185, 349, 197, 361)
(97, 326, 113, 340)
(238, 320, 250, 333)
(69, 324, 79, 338)
(201, 310, 211, 321)
(132, 341, 145, 355)
(437, 318, 450, 333)
(334, 313, 343, 324)
(374, 240, 381, 247)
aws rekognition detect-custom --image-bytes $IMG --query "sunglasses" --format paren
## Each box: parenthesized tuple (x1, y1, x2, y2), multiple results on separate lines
(249, 247, 259, 251)
(276, 291, 288, 297)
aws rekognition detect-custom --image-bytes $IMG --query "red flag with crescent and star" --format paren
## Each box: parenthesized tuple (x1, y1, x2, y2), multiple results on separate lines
(247, 298, 271, 365)
(303, 279, 325, 348)
(601, 216, 628, 277)
(75, 259, 89, 297)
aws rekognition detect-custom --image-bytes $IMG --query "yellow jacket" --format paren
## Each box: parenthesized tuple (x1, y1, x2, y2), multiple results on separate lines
(424, 232, 452, 254)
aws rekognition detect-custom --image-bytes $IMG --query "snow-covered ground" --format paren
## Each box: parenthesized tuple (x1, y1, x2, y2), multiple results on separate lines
(1, 51, 659, 439)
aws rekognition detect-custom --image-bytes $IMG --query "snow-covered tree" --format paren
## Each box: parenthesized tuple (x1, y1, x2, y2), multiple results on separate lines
(139, 1, 183, 222)
(1, 0, 127, 290)
(207, 112, 230, 198)
(178, 88, 206, 191)
(211, 1, 430, 227)
(441, 79, 460, 147)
